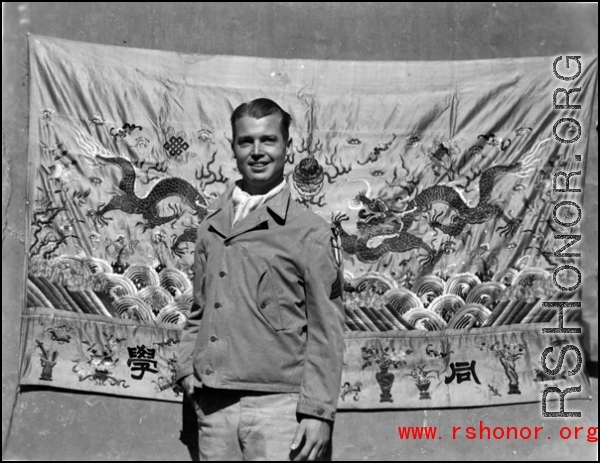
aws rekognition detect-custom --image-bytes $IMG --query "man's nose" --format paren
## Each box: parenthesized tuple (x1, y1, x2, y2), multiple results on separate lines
(250, 142, 264, 157)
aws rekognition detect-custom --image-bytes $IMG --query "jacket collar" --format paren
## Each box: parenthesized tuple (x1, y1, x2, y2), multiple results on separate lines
(205, 179, 291, 235)
(263, 179, 291, 222)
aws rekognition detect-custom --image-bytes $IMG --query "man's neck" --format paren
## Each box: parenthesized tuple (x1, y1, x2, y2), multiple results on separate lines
(239, 177, 285, 196)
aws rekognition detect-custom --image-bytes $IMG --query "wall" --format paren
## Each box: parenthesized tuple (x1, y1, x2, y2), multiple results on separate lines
(2, 2, 598, 460)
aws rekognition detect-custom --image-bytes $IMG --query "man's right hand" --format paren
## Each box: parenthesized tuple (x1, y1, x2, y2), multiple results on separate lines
(181, 375, 196, 398)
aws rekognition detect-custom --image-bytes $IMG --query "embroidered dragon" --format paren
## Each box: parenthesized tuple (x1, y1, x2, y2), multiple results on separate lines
(332, 209, 436, 265)
(332, 162, 522, 264)
(87, 156, 208, 232)
(426, 162, 522, 237)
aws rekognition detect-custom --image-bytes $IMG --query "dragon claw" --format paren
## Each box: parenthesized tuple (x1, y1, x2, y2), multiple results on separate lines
(86, 207, 112, 228)
(171, 244, 186, 259)
(418, 251, 436, 267)
(497, 218, 522, 237)
(332, 212, 349, 226)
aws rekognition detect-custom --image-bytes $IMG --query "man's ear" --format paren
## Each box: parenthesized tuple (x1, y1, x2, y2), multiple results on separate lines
(286, 137, 293, 152)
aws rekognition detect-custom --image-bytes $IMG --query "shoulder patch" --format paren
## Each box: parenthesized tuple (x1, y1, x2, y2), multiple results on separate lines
(329, 271, 343, 300)
(330, 227, 343, 267)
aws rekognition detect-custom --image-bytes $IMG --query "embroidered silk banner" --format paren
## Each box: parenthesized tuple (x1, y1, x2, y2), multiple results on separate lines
(21, 35, 597, 407)
(21, 309, 589, 405)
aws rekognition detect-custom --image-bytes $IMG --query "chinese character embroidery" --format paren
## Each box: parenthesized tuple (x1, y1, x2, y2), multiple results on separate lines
(444, 360, 481, 385)
(127, 345, 159, 380)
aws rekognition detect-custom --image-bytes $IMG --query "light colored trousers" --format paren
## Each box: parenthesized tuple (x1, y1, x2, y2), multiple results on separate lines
(192, 387, 302, 461)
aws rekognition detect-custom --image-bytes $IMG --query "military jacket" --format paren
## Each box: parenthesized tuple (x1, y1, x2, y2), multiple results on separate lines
(176, 181, 345, 421)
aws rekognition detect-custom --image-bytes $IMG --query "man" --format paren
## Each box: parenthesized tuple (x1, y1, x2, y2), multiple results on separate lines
(176, 98, 345, 461)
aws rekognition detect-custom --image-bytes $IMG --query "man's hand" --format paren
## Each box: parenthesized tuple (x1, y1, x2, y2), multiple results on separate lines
(180, 375, 195, 398)
(290, 417, 332, 461)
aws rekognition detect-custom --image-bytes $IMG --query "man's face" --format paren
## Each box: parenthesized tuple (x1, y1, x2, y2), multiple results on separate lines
(232, 115, 291, 195)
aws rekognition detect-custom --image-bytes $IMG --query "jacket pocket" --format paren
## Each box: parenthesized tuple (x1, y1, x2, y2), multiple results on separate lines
(256, 268, 285, 331)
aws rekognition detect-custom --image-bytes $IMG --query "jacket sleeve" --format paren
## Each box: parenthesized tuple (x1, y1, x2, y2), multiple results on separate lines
(175, 229, 206, 383)
(297, 227, 345, 422)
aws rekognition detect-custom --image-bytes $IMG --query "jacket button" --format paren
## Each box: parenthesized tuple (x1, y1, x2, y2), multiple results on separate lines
(260, 302, 267, 309)
(316, 408, 324, 416)
(214, 302, 222, 309)
(219, 271, 227, 278)
(205, 368, 213, 375)
(210, 336, 218, 342)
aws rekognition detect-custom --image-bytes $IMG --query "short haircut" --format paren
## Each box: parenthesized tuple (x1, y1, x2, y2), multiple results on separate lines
(230, 98, 292, 142)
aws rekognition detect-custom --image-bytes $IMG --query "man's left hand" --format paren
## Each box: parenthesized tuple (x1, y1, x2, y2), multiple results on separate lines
(290, 417, 332, 461)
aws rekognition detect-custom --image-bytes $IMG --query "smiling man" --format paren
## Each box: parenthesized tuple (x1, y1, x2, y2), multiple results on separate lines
(176, 98, 345, 461)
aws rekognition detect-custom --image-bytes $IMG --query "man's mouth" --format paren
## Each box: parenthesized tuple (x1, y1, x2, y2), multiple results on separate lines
(249, 161, 270, 168)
